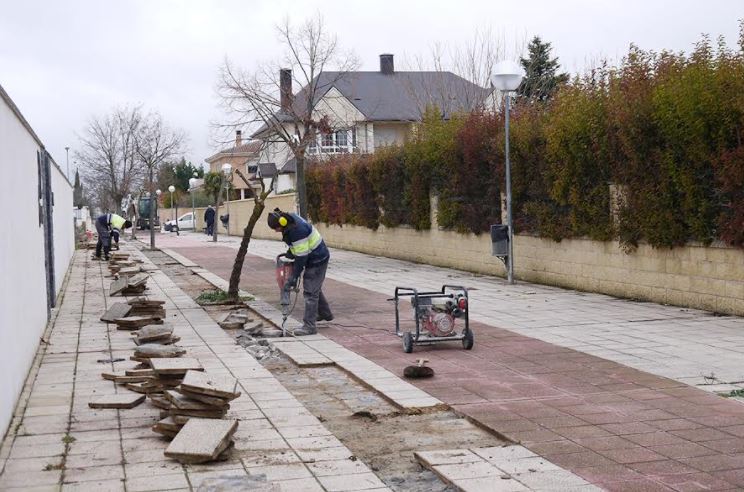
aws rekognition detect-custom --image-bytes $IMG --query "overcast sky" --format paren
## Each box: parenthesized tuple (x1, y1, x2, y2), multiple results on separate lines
(1, 0, 740, 178)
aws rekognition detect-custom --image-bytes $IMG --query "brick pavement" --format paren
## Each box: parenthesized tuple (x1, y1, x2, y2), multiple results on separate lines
(160, 233, 744, 491)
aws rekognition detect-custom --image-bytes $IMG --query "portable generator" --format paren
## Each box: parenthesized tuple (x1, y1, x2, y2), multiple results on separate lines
(391, 285, 474, 353)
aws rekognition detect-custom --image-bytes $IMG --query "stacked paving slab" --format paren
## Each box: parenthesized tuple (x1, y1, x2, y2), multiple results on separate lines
(90, 251, 240, 464)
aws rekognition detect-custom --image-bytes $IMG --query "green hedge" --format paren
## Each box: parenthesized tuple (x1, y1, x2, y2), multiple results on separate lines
(307, 30, 744, 249)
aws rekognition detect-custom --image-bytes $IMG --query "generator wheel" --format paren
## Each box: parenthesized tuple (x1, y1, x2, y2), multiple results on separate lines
(403, 332, 414, 353)
(462, 329, 474, 350)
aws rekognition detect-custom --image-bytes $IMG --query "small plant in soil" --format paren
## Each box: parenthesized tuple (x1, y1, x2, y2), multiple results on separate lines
(196, 290, 252, 305)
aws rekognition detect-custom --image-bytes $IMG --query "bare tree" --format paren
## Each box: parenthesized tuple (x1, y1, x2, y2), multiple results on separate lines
(217, 14, 359, 218)
(227, 167, 276, 300)
(134, 112, 186, 250)
(76, 106, 144, 212)
(400, 28, 525, 115)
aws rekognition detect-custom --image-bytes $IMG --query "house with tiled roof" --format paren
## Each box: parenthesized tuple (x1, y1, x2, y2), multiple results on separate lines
(252, 54, 491, 192)
(204, 131, 263, 199)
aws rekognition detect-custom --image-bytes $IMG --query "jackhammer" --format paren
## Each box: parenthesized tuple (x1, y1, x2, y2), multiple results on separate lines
(276, 254, 298, 336)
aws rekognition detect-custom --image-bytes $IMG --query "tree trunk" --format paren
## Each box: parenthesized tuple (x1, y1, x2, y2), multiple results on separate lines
(227, 202, 266, 299)
(295, 152, 307, 218)
(130, 209, 137, 240)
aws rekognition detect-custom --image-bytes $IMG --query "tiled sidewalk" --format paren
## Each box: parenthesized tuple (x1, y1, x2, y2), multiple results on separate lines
(0, 248, 389, 491)
(158, 233, 744, 491)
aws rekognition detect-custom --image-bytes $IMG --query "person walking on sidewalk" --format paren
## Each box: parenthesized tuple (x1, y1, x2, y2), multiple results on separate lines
(204, 205, 215, 236)
(268, 208, 333, 336)
(95, 213, 132, 260)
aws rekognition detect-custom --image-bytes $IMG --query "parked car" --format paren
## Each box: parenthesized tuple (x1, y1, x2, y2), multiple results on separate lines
(163, 212, 195, 232)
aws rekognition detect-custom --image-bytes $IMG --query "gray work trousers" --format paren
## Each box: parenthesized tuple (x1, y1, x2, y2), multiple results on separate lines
(95, 220, 111, 258)
(302, 260, 332, 332)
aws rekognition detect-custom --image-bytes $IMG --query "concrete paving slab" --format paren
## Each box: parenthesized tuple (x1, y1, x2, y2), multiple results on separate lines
(109, 277, 128, 296)
(149, 357, 202, 374)
(180, 369, 240, 399)
(100, 302, 132, 322)
(164, 418, 237, 463)
(88, 394, 145, 409)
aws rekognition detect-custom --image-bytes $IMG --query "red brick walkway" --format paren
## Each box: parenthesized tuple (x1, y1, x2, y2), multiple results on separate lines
(172, 244, 744, 491)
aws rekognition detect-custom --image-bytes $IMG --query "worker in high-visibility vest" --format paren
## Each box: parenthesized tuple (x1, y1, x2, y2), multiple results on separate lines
(268, 208, 333, 336)
(94, 213, 132, 260)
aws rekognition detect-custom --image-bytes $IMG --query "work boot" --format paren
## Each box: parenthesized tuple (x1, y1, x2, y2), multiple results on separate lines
(316, 314, 334, 322)
(292, 326, 317, 336)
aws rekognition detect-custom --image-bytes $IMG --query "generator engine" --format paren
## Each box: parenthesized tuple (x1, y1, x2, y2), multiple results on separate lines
(412, 295, 468, 337)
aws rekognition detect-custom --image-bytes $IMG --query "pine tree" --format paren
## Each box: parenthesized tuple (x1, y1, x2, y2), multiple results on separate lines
(518, 36, 569, 102)
(73, 169, 85, 209)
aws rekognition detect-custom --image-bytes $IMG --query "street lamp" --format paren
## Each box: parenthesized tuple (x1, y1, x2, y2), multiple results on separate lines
(221, 163, 233, 236)
(188, 177, 197, 232)
(168, 185, 176, 221)
(155, 189, 162, 240)
(64, 146, 70, 180)
(491, 60, 525, 285)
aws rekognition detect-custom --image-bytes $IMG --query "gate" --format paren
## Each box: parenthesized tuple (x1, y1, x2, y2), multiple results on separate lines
(37, 149, 56, 315)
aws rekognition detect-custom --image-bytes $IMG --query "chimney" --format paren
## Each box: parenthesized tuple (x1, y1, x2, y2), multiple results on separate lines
(380, 54, 394, 75)
(235, 130, 242, 147)
(280, 68, 293, 111)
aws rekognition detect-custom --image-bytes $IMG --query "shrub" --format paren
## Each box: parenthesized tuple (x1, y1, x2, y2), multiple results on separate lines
(306, 27, 744, 250)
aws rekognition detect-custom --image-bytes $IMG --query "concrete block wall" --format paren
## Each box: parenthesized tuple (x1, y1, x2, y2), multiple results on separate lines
(168, 194, 298, 241)
(314, 222, 744, 316)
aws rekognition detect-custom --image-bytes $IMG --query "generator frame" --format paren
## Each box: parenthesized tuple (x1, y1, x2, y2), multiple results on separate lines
(391, 285, 474, 353)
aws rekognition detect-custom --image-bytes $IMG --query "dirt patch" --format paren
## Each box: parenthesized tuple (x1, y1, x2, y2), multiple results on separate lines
(143, 247, 506, 491)
(142, 249, 216, 299)
(265, 359, 504, 492)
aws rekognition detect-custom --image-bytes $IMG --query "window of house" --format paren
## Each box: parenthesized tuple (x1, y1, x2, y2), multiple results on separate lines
(313, 128, 356, 154)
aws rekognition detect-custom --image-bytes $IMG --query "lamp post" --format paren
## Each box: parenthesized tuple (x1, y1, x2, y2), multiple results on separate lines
(64, 146, 70, 180)
(221, 163, 233, 236)
(491, 60, 525, 285)
(154, 189, 162, 245)
(189, 177, 197, 232)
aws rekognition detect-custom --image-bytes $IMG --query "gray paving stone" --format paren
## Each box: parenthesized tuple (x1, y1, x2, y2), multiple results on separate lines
(88, 394, 145, 409)
(165, 418, 238, 463)
(180, 370, 240, 399)
(109, 277, 128, 296)
(100, 303, 132, 322)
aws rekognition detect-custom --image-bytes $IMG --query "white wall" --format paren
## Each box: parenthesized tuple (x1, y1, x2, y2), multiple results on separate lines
(0, 86, 74, 437)
(51, 163, 74, 293)
(373, 122, 410, 147)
